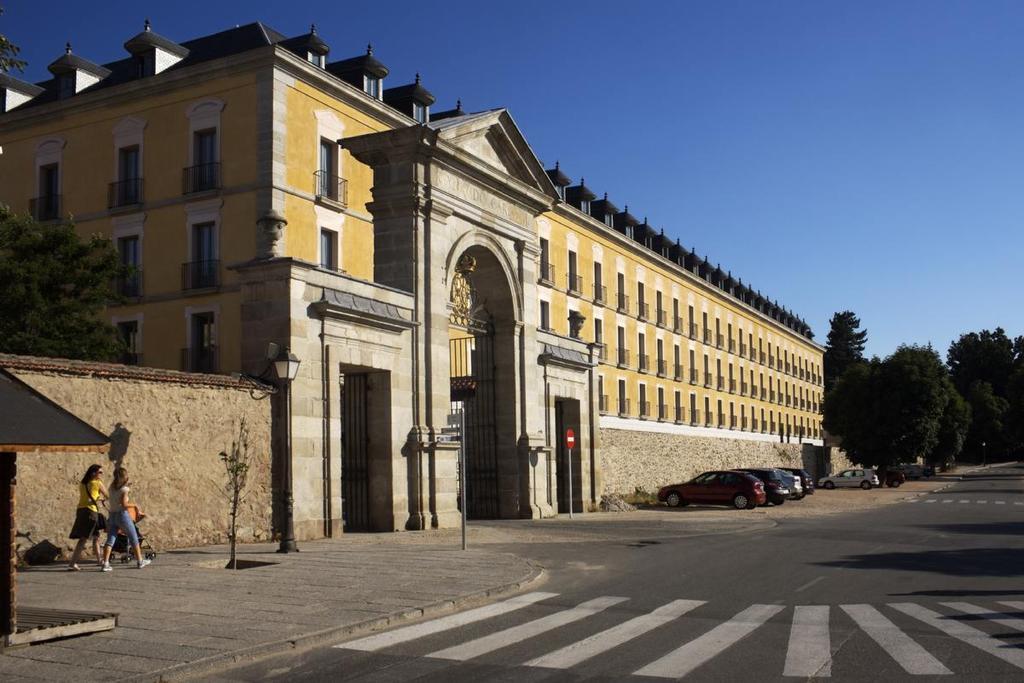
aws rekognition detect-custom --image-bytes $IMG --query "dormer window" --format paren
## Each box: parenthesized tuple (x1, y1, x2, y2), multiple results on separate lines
(555, 185, 565, 200)
(604, 213, 614, 228)
(57, 73, 75, 100)
(413, 101, 428, 124)
(308, 52, 326, 69)
(364, 75, 381, 98)
(580, 199, 590, 214)
(136, 51, 156, 78)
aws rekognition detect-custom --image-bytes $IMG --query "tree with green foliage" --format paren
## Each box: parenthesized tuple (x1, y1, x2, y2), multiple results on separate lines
(823, 345, 966, 470)
(964, 380, 1009, 461)
(0, 7, 26, 74)
(823, 310, 868, 392)
(947, 328, 1022, 398)
(932, 388, 971, 467)
(0, 206, 127, 360)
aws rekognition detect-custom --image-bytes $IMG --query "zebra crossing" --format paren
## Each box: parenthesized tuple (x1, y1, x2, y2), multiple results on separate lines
(905, 497, 1023, 505)
(337, 592, 1024, 677)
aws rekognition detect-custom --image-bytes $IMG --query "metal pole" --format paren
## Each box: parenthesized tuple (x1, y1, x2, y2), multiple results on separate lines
(460, 409, 467, 551)
(278, 379, 298, 553)
(568, 445, 574, 520)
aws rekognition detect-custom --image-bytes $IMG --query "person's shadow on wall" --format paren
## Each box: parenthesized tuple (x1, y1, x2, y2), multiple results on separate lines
(107, 423, 131, 467)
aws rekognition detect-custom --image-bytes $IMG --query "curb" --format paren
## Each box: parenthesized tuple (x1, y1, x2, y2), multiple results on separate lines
(131, 559, 546, 682)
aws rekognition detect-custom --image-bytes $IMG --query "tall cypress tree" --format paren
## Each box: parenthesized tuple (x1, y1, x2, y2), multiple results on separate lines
(824, 310, 868, 392)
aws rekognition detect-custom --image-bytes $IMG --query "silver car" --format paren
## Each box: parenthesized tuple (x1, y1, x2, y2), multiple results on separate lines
(818, 468, 880, 490)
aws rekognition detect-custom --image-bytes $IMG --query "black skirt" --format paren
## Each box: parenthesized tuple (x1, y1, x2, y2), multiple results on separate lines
(69, 507, 101, 539)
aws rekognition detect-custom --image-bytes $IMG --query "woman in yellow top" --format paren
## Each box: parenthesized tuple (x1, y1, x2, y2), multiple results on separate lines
(68, 463, 108, 570)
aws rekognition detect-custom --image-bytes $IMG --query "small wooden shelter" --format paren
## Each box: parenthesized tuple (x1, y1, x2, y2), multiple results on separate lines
(0, 367, 113, 646)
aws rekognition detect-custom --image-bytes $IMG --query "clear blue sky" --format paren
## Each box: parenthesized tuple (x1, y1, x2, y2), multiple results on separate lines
(5, 1, 1022, 358)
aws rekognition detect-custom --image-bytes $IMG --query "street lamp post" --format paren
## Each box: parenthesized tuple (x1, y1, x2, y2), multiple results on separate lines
(273, 347, 301, 553)
(982, 440, 987, 467)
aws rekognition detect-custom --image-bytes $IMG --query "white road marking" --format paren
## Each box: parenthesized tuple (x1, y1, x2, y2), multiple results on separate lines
(942, 602, 1024, 633)
(336, 591, 558, 651)
(1000, 601, 1024, 612)
(524, 599, 704, 669)
(925, 499, 937, 504)
(840, 604, 951, 675)
(995, 501, 1006, 505)
(426, 595, 627, 661)
(634, 603, 785, 678)
(795, 576, 826, 593)
(907, 498, 920, 503)
(976, 500, 987, 504)
(891, 602, 1024, 671)
(941, 500, 953, 504)
(959, 500, 970, 504)
(1015, 502, 1024, 506)
(784, 605, 831, 677)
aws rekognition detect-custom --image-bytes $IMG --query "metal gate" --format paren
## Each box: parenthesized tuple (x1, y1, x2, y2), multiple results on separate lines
(450, 333, 498, 518)
(341, 374, 369, 531)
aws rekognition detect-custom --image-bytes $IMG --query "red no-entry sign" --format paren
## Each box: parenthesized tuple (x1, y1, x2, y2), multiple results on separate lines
(566, 428, 575, 449)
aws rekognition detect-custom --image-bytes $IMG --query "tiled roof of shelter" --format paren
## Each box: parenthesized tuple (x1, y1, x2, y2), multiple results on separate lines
(0, 353, 257, 389)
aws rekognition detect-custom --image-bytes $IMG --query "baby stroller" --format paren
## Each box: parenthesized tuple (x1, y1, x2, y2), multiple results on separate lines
(111, 503, 157, 564)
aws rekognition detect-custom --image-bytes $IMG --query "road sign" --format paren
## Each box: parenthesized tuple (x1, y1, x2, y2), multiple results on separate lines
(566, 428, 575, 449)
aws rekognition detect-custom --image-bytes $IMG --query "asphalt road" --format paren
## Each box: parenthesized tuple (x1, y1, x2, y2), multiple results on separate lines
(209, 463, 1024, 682)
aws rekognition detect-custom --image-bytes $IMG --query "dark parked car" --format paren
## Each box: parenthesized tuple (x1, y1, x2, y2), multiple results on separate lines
(657, 470, 767, 510)
(881, 468, 906, 488)
(779, 467, 814, 496)
(735, 468, 791, 505)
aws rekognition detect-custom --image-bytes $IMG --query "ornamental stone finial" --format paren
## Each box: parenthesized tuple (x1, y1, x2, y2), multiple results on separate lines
(568, 310, 587, 339)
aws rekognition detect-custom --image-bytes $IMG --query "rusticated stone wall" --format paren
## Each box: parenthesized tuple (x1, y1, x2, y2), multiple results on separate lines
(2, 355, 272, 553)
(600, 427, 854, 496)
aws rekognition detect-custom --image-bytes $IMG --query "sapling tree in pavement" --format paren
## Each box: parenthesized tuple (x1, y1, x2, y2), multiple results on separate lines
(220, 418, 252, 570)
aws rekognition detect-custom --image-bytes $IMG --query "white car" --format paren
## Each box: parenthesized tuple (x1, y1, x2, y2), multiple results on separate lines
(818, 469, 880, 490)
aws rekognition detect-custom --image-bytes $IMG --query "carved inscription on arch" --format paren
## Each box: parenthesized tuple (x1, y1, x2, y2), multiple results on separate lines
(433, 169, 530, 228)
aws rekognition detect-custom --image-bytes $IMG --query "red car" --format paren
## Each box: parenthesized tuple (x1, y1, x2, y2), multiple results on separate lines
(657, 470, 767, 510)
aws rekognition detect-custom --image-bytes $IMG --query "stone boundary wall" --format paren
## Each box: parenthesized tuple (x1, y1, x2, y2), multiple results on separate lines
(601, 427, 854, 496)
(1, 354, 273, 552)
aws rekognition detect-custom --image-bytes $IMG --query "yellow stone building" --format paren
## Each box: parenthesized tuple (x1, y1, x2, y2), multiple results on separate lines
(0, 21, 823, 536)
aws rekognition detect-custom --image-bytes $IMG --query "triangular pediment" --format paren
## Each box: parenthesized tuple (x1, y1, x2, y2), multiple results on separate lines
(429, 109, 558, 199)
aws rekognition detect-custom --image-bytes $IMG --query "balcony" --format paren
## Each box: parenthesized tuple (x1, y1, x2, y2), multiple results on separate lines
(770, 391, 777, 402)
(691, 409, 701, 426)
(741, 382, 749, 396)
(760, 388, 767, 400)
(800, 399, 806, 410)
(674, 364, 684, 381)
(617, 398, 631, 417)
(705, 412, 713, 427)
(716, 334, 725, 350)
(108, 178, 143, 209)
(599, 394, 610, 414)
(760, 351, 766, 364)
(673, 317, 684, 333)
(567, 273, 583, 295)
(770, 422, 777, 433)
(769, 357, 776, 368)
(752, 418, 759, 431)
(593, 284, 607, 305)
(656, 310, 668, 327)
(689, 323, 699, 340)
(30, 195, 62, 222)
(741, 417, 748, 430)
(181, 260, 220, 290)
(689, 368, 699, 385)
(181, 345, 218, 373)
(728, 339, 736, 353)
(674, 406, 684, 423)
(657, 359, 668, 377)
(658, 403, 668, 421)
(739, 344, 748, 357)
(750, 349, 758, 362)
(786, 396, 792, 407)
(785, 362, 792, 374)
(638, 354, 650, 373)
(637, 302, 650, 321)
(314, 170, 348, 207)
(718, 413, 726, 428)
(182, 162, 221, 194)
(617, 349, 631, 368)
(704, 372, 713, 388)
(717, 376, 725, 391)
(596, 345, 608, 362)
(728, 379, 736, 393)
(704, 328, 713, 345)
(638, 401, 651, 419)
(115, 270, 143, 298)
(617, 293, 630, 314)
(540, 261, 556, 285)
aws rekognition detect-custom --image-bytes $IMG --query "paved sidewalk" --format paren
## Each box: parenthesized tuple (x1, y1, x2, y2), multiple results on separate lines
(0, 538, 541, 682)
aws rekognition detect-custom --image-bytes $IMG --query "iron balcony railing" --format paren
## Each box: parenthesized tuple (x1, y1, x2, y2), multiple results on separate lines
(717, 376, 725, 391)
(599, 395, 610, 414)
(704, 328, 713, 344)
(30, 195, 62, 221)
(181, 346, 218, 373)
(674, 364, 684, 381)
(728, 340, 736, 353)
(753, 418, 760, 431)
(567, 273, 583, 295)
(656, 310, 668, 327)
(181, 259, 220, 290)
(673, 317, 684, 333)
(729, 379, 737, 393)
(617, 349, 630, 368)
(691, 409, 701, 425)
(596, 345, 608, 362)
(617, 292, 629, 313)
(658, 404, 668, 421)
(739, 344, 748, 357)
(761, 388, 768, 400)
(771, 422, 777, 433)
(115, 270, 143, 298)
(741, 382, 749, 395)
(742, 417, 748, 430)
(657, 360, 668, 377)
(314, 170, 348, 206)
(108, 178, 144, 208)
(675, 406, 684, 423)
(769, 357, 776, 368)
(593, 284, 607, 305)
(760, 351, 767, 364)
(716, 334, 725, 349)
(786, 396, 792, 407)
(771, 391, 777, 402)
(540, 261, 555, 284)
(639, 401, 651, 419)
(638, 354, 650, 373)
(704, 372, 713, 388)
(637, 302, 650, 321)
(690, 323, 699, 339)
(690, 368, 699, 384)
(617, 398, 631, 417)
(705, 411, 714, 427)
(717, 413, 726, 428)
(182, 162, 221, 194)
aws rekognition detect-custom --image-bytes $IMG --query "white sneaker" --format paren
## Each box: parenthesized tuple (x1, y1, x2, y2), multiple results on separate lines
(137, 559, 151, 569)
(101, 563, 112, 572)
